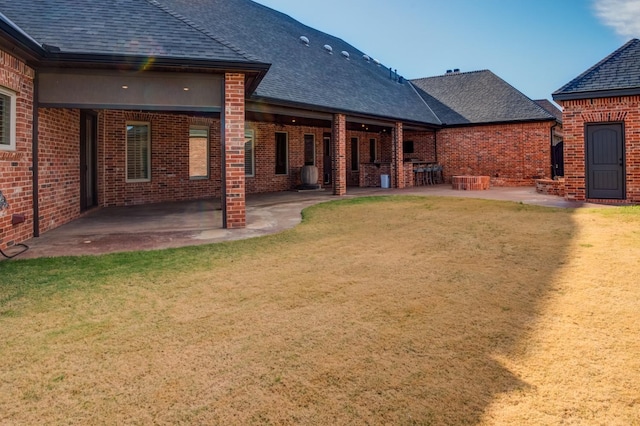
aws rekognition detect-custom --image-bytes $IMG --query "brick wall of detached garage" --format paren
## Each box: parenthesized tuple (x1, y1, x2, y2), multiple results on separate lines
(559, 96, 640, 203)
(437, 121, 554, 186)
(0, 49, 35, 251)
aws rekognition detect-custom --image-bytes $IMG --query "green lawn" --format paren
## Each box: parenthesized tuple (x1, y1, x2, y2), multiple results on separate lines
(1, 196, 639, 425)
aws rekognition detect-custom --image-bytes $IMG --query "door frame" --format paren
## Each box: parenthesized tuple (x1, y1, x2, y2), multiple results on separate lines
(585, 122, 625, 199)
(323, 132, 332, 185)
(80, 110, 98, 211)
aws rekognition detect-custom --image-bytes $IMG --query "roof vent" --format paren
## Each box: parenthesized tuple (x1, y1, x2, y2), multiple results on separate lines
(324, 44, 333, 54)
(363, 54, 371, 62)
(373, 58, 381, 66)
(341, 50, 350, 59)
(299, 36, 309, 46)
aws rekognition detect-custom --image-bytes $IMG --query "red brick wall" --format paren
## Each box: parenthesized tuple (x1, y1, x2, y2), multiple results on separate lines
(37, 108, 81, 233)
(100, 111, 221, 206)
(0, 49, 34, 250)
(403, 131, 437, 163)
(245, 122, 323, 193)
(333, 114, 347, 195)
(438, 122, 553, 186)
(391, 123, 405, 188)
(223, 73, 246, 228)
(560, 96, 640, 203)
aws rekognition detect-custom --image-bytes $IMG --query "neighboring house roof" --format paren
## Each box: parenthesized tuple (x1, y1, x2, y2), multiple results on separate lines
(553, 38, 640, 101)
(534, 99, 562, 122)
(0, 0, 261, 66)
(411, 70, 555, 125)
(154, 0, 440, 126)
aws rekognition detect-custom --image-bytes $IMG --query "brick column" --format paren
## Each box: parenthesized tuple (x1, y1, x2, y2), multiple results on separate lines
(222, 73, 246, 228)
(392, 122, 405, 188)
(333, 113, 347, 196)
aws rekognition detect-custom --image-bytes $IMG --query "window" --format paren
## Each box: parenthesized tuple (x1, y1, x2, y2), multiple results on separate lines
(369, 138, 377, 163)
(0, 87, 16, 151)
(189, 126, 209, 179)
(351, 137, 359, 171)
(275, 132, 288, 175)
(304, 134, 315, 166)
(126, 122, 151, 182)
(403, 140, 414, 154)
(245, 129, 255, 176)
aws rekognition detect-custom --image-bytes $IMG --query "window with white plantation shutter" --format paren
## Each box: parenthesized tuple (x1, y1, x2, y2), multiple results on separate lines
(189, 126, 209, 179)
(126, 122, 150, 182)
(0, 87, 16, 151)
(245, 129, 255, 176)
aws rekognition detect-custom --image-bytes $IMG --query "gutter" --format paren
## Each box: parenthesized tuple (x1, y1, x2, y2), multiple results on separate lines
(553, 87, 640, 102)
(32, 72, 39, 238)
(249, 96, 442, 130)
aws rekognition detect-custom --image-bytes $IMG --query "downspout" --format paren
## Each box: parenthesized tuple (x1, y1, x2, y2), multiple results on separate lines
(32, 72, 39, 237)
(220, 78, 227, 228)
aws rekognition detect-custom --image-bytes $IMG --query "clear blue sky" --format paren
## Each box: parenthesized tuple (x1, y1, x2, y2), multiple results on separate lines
(255, 0, 638, 102)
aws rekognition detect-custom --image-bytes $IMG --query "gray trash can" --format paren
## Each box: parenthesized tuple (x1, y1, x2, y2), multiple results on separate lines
(380, 174, 390, 188)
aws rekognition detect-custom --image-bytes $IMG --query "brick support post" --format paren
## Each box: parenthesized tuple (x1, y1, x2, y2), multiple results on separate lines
(333, 113, 347, 196)
(392, 122, 405, 188)
(222, 73, 246, 228)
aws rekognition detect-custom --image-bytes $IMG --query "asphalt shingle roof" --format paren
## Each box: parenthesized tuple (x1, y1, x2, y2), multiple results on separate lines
(534, 99, 562, 122)
(154, 0, 441, 125)
(411, 70, 554, 125)
(0, 0, 553, 127)
(0, 0, 258, 63)
(553, 39, 640, 100)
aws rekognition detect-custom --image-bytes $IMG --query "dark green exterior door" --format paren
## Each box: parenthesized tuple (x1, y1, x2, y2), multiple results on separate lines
(586, 124, 625, 199)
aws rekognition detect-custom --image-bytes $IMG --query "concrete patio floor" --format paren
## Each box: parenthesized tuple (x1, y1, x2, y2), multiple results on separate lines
(4, 185, 609, 259)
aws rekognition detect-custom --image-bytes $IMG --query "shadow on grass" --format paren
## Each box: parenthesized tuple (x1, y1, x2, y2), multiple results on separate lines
(0, 196, 579, 424)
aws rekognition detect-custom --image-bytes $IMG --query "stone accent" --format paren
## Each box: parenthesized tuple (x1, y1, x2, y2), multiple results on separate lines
(223, 73, 246, 228)
(332, 113, 347, 195)
(451, 175, 490, 190)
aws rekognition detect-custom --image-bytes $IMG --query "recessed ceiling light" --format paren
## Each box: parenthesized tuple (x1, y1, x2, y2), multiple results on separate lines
(121, 85, 128, 89)
(183, 87, 190, 91)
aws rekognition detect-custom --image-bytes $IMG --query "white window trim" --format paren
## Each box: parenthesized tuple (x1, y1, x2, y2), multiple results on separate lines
(0, 86, 17, 151)
(125, 121, 151, 183)
(189, 125, 210, 180)
(275, 131, 289, 175)
(245, 128, 255, 177)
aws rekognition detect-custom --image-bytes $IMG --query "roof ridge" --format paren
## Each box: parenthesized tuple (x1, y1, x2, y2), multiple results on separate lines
(144, 0, 262, 63)
(407, 81, 442, 126)
(411, 69, 491, 82)
(553, 38, 640, 95)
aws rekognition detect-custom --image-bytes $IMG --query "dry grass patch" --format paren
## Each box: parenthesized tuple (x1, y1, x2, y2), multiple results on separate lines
(0, 196, 639, 425)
